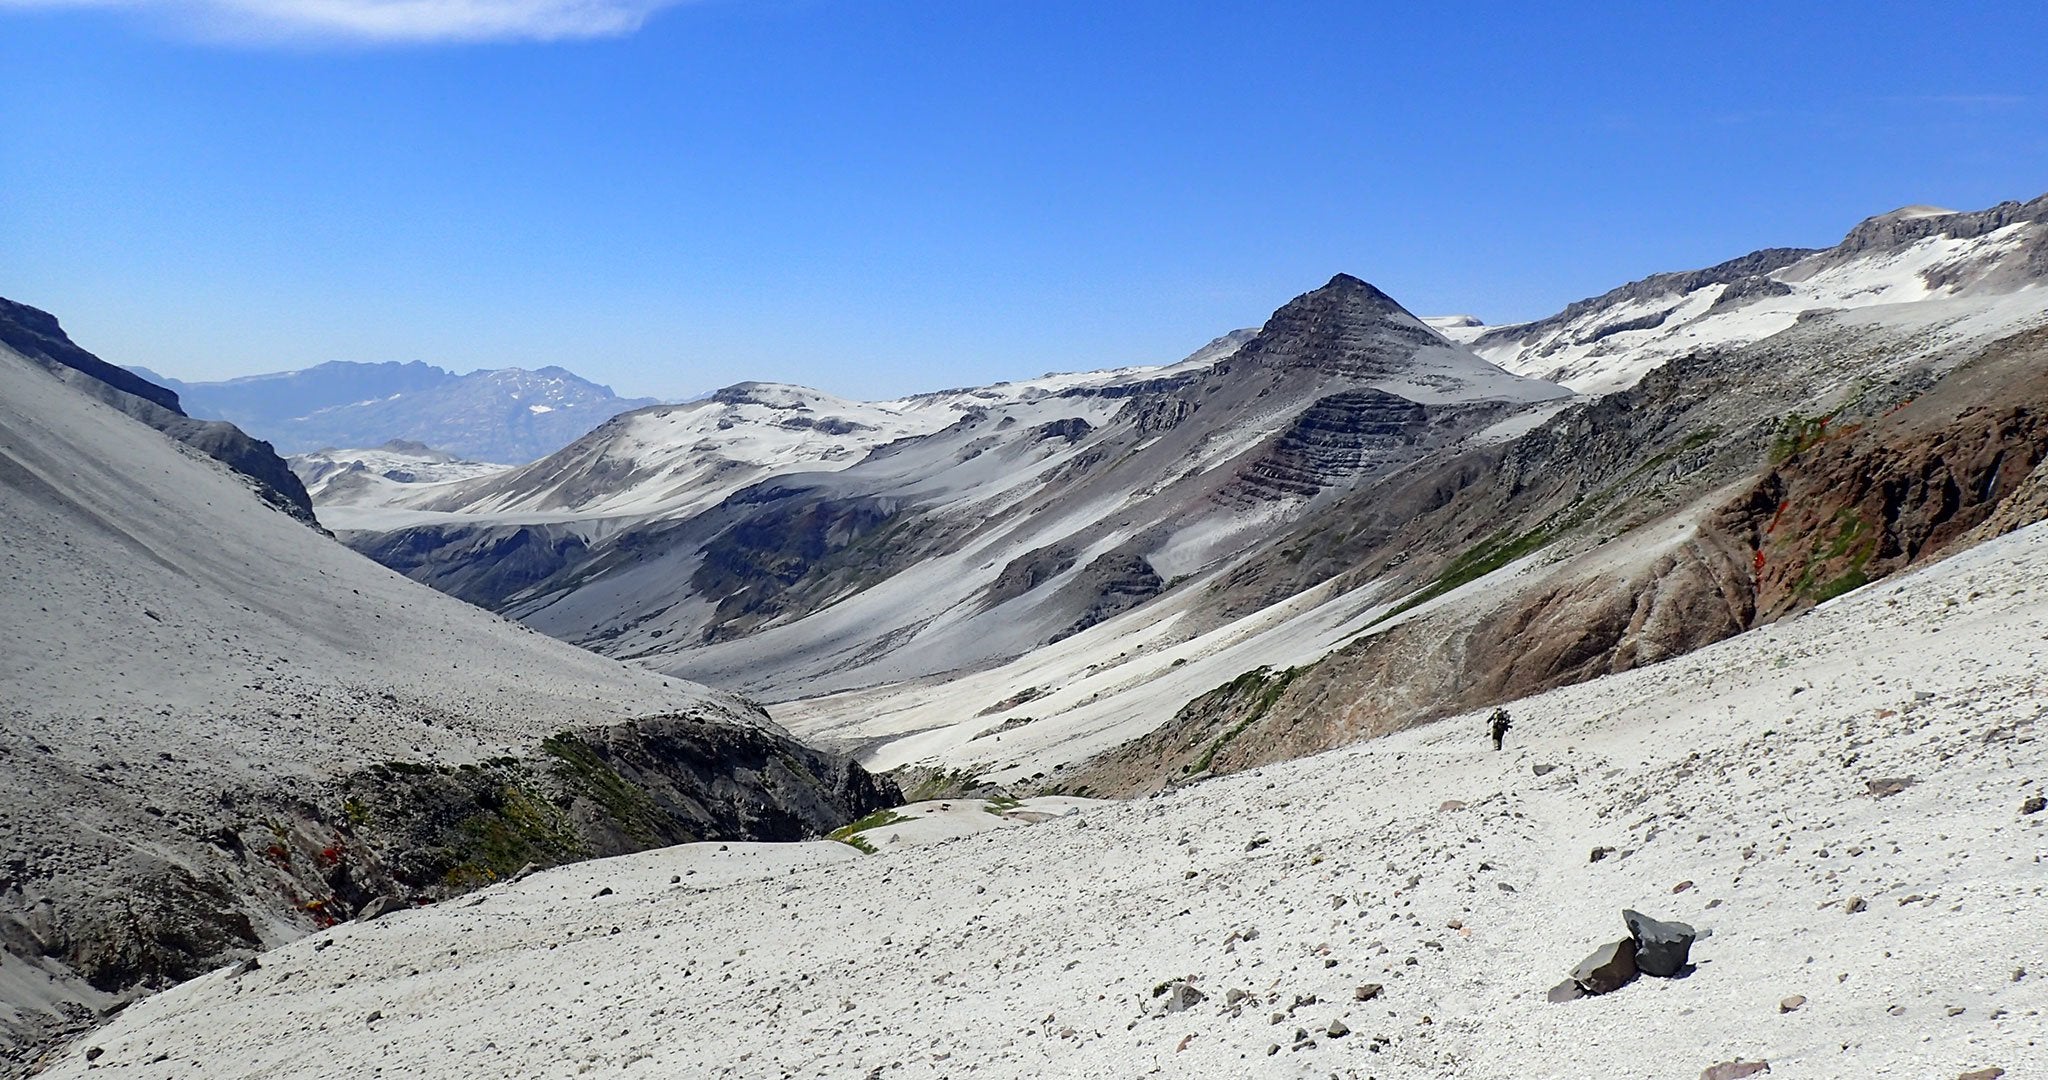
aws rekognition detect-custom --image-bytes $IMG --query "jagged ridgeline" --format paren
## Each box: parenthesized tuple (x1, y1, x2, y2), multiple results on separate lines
(0, 309, 895, 1063)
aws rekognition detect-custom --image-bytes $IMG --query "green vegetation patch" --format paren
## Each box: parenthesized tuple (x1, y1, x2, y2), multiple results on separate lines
(1185, 665, 1302, 777)
(540, 732, 666, 846)
(829, 808, 908, 853)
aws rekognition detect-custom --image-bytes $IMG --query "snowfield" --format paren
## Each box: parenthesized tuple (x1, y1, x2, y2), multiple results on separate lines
(41, 515, 2048, 1079)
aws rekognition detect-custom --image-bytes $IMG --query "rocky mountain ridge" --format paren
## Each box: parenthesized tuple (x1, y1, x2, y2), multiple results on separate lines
(1471, 194, 2048, 393)
(308, 194, 2044, 806)
(145, 359, 661, 463)
(2, 298, 316, 524)
(347, 275, 1568, 704)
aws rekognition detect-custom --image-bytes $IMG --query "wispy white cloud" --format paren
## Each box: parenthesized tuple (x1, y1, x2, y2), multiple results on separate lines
(0, 0, 692, 43)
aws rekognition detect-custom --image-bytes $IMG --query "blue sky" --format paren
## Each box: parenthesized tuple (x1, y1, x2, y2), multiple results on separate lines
(2, 1, 2045, 399)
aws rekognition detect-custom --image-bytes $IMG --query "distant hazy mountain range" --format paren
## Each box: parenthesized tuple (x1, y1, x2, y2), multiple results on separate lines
(130, 360, 661, 463)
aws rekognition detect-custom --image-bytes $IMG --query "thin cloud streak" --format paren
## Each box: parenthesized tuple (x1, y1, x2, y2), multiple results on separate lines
(0, 0, 690, 43)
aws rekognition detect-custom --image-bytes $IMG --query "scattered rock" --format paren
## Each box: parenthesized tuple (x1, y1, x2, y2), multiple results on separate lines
(1438, 800, 1468, 812)
(365, 1010, 383, 1024)
(1571, 938, 1638, 995)
(1327, 1019, 1350, 1038)
(84, 1047, 104, 1062)
(1547, 979, 1586, 1003)
(1778, 995, 1806, 1014)
(1701, 1060, 1771, 1080)
(1672, 880, 1695, 894)
(1354, 983, 1383, 1002)
(1624, 909, 1697, 977)
(2022, 796, 2045, 815)
(228, 956, 261, 978)
(1225, 988, 1249, 1006)
(1532, 764, 1558, 777)
(1865, 777, 1917, 798)
(1844, 896, 1867, 914)
(1159, 981, 1206, 1014)
(1590, 846, 1617, 862)
(1957, 1069, 2005, 1080)
(509, 862, 540, 883)
(594, 887, 614, 898)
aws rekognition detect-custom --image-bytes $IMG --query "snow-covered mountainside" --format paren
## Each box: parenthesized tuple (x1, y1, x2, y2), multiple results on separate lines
(288, 440, 508, 510)
(42, 514, 2048, 1079)
(350, 275, 1570, 700)
(1475, 194, 2048, 393)
(147, 360, 662, 463)
(0, 346, 890, 1062)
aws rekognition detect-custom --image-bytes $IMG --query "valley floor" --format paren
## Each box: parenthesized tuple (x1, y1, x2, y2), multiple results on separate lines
(38, 523, 2048, 1079)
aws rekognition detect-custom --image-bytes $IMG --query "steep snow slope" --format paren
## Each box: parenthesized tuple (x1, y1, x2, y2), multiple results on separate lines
(1476, 195, 2048, 393)
(45, 516, 2048, 1080)
(0, 345, 832, 1055)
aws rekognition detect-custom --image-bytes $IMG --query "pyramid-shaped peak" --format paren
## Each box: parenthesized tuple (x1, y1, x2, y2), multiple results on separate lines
(1228, 273, 1445, 379)
(1304, 272, 1409, 312)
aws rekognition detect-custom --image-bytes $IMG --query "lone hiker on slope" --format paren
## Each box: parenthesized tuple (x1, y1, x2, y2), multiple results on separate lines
(1489, 707, 1512, 751)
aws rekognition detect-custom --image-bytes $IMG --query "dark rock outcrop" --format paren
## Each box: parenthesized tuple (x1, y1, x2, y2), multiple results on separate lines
(1222, 390, 1430, 504)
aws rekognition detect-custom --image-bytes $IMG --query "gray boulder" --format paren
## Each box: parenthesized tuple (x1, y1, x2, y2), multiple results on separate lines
(1571, 938, 1638, 994)
(1623, 909, 1697, 977)
(355, 895, 405, 922)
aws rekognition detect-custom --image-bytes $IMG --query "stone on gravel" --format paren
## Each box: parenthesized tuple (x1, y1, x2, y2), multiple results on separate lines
(1865, 777, 1917, 798)
(1571, 938, 1638, 994)
(1546, 978, 1585, 1003)
(1701, 1060, 1770, 1079)
(1354, 983, 1383, 1001)
(1590, 846, 1616, 862)
(2022, 796, 2045, 815)
(1327, 1019, 1349, 1038)
(1532, 764, 1558, 777)
(1438, 800, 1467, 812)
(1956, 1069, 2005, 1080)
(1623, 909, 1696, 977)
(1844, 896, 1867, 914)
(355, 896, 404, 923)
(1159, 981, 1205, 1014)
(1778, 995, 1806, 1013)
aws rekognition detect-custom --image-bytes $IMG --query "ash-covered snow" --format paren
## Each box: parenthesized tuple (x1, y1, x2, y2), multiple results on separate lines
(43, 516, 2048, 1079)
(1478, 202, 2048, 394)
